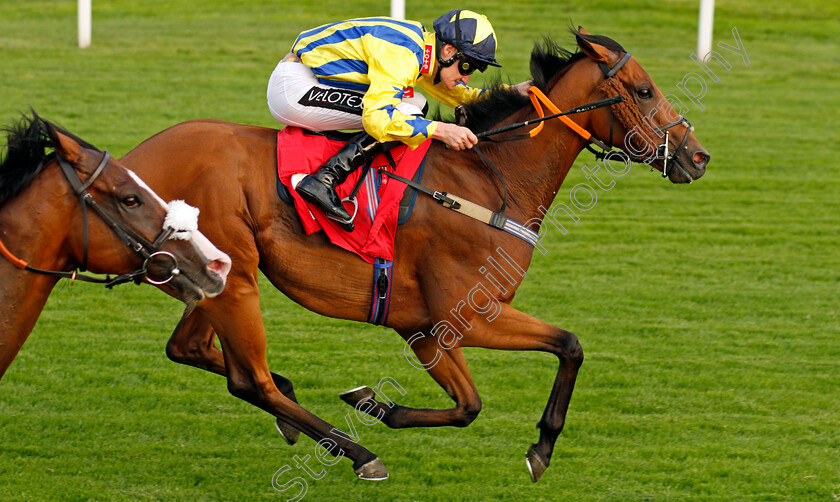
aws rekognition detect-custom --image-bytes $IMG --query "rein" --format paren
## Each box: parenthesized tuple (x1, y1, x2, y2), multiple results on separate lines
(373, 90, 626, 247)
(474, 48, 696, 210)
(350, 50, 698, 246)
(475, 95, 624, 143)
(0, 151, 181, 288)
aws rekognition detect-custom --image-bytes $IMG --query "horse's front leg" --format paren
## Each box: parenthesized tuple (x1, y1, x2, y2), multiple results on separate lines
(164, 308, 301, 444)
(459, 303, 584, 482)
(198, 277, 387, 480)
(346, 303, 582, 482)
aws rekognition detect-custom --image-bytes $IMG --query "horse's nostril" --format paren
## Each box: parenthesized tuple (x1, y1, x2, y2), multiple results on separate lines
(693, 151, 710, 167)
(207, 258, 231, 283)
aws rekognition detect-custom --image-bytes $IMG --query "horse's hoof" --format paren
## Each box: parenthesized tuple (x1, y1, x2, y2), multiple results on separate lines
(275, 418, 300, 446)
(354, 457, 389, 481)
(526, 444, 549, 483)
(340, 385, 375, 406)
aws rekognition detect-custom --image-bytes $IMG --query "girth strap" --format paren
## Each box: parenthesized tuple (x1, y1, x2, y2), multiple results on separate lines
(368, 258, 393, 325)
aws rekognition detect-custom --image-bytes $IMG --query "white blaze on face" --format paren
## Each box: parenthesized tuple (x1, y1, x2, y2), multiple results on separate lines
(127, 170, 169, 209)
(126, 171, 232, 281)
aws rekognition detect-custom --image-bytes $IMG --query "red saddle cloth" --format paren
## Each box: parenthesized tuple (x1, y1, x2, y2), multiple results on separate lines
(276, 127, 431, 264)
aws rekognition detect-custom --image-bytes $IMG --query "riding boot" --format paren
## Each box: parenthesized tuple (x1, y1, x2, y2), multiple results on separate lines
(296, 132, 398, 232)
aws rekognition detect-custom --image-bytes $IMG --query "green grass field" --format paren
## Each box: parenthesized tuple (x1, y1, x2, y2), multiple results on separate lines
(1, 1, 838, 500)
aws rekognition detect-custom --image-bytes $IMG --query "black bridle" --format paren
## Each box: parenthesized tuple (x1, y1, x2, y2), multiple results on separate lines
(588, 52, 695, 179)
(5, 151, 182, 288)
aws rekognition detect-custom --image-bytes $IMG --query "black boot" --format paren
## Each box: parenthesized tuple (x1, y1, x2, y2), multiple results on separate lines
(296, 132, 397, 231)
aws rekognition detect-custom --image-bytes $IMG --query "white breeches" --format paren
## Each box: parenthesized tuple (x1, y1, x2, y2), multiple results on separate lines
(266, 59, 427, 132)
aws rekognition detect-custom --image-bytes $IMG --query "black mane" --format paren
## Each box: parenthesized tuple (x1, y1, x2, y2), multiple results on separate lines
(0, 112, 98, 206)
(460, 31, 624, 133)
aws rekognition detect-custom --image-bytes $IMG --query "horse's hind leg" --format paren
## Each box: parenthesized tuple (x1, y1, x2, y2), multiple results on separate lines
(165, 309, 301, 444)
(200, 281, 387, 480)
(340, 328, 483, 428)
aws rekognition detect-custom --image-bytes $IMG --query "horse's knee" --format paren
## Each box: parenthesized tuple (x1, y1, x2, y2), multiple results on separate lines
(271, 372, 297, 401)
(556, 330, 584, 367)
(454, 395, 482, 427)
(165, 340, 190, 365)
(227, 374, 262, 402)
(165, 338, 208, 366)
(166, 325, 208, 363)
(546, 328, 584, 366)
(227, 371, 281, 406)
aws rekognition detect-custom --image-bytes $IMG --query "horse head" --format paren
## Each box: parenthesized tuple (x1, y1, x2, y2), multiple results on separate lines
(44, 120, 232, 302)
(570, 28, 710, 183)
(526, 30, 711, 184)
(0, 114, 231, 303)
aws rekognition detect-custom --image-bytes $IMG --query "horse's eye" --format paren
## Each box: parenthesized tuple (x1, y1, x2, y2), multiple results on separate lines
(637, 88, 653, 100)
(122, 195, 141, 208)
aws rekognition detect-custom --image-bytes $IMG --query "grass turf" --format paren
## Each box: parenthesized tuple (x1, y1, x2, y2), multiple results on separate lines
(1, 0, 838, 500)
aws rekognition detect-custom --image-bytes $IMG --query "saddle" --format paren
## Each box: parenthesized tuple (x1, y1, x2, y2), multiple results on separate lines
(275, 127, 431, 264)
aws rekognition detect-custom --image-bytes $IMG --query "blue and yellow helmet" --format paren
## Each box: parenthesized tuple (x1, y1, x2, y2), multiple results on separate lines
(433, 9, 501, 68)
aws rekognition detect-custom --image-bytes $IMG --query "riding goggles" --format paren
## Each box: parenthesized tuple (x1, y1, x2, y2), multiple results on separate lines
(457, 55, 488, 76)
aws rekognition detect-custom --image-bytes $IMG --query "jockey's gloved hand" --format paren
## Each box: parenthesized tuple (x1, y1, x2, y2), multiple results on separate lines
(512, 80, 534, 96)
(432, 122, 478, 150)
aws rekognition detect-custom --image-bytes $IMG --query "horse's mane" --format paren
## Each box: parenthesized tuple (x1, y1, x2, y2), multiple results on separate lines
(0, 111, 98, 206)
(461, 30, 624, 133)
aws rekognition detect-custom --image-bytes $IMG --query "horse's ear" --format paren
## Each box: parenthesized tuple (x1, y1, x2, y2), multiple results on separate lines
(575, 26, 616, 65)
(44, 121, 82, 163)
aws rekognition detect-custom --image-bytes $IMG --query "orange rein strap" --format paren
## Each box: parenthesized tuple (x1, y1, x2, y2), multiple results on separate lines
(0, 236, 28, 269)
(527, 86, 592, 140)
(475, 90, 622, 143)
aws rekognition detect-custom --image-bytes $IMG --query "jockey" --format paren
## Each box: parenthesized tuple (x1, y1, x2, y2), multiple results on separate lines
(267, 9, 516, 231)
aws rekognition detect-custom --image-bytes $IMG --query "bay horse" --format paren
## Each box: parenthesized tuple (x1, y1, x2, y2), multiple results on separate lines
(0, 114, 232, 381)
(118, 30, 709, 481)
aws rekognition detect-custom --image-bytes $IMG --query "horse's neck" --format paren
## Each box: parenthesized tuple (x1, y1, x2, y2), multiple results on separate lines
(0, 263, 59, 377)
(0, 183, 69, 378)
(494, 65, 599, 223)
(423, 62, 599, 226)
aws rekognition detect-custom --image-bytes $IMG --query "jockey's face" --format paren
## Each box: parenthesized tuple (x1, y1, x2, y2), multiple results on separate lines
(437, 44, 472, 90)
